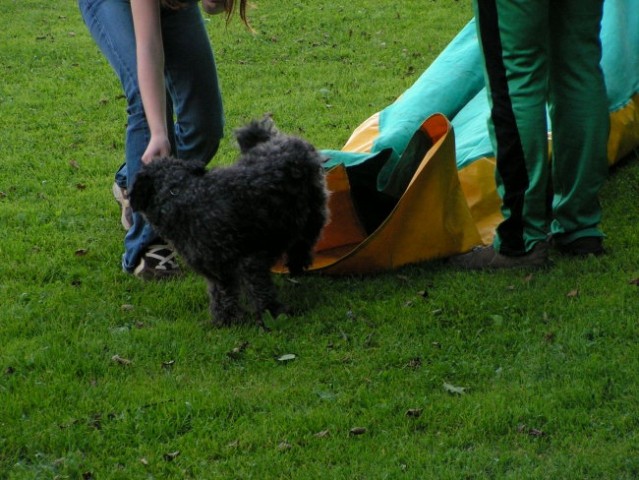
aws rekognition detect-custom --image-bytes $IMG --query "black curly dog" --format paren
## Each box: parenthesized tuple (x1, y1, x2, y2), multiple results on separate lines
(129, 118, 328, 328)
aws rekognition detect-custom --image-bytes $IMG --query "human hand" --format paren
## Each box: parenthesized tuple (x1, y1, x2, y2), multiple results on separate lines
(202, 0, 226, 15)
(141, 135, 172, 164)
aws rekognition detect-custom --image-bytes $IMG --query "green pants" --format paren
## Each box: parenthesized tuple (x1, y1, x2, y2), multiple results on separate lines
(473, 0, 610, 255)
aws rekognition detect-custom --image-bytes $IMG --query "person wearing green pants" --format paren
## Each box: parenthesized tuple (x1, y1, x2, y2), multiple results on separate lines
(453, 0, 610, 269)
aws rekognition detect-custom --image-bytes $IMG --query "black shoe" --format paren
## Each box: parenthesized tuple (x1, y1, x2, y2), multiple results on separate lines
(555, 236, 604, 256)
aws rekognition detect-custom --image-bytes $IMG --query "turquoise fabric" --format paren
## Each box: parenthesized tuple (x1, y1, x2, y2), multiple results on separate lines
(600, 1, 639, 111)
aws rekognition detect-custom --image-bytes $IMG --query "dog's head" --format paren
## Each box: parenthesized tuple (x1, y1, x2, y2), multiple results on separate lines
(129, 157, 206, 216)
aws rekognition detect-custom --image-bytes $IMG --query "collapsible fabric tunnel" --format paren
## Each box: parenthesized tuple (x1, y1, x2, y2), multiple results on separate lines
(276, 0, 639, 275)
(295, 114, 482, 275)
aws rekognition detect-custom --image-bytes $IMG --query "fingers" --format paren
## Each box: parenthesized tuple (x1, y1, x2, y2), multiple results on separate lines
(142, 137, 172, 164)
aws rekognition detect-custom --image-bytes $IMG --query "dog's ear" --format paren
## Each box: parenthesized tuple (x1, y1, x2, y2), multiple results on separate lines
(129, 169, 155, 213)
(234, 115, 277, 153)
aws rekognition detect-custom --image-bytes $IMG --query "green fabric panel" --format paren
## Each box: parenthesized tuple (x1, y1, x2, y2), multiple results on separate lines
(600, 0, 639, 111)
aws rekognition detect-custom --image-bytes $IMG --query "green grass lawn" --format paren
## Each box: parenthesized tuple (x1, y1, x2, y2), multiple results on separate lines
(2, 1, 639, 478)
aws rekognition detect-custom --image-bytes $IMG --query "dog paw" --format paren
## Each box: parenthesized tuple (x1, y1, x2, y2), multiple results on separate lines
(256, 318, 271, 332)
(266, 302, 292, 319)
(211, 311, 244, 328)
(285, 258, 311, 276)
(286, 255, 314, 276)
(211, 317, 230, 328)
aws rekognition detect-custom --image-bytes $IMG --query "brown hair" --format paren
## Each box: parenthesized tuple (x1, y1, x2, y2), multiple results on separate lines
(221, 0, 250, 26)
(161, 0, 251, 27)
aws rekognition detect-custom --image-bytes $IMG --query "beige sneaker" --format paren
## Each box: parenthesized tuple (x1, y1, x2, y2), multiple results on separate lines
(133, 244, 181, 280)
(112, 182, 133, 231)
(449, 241, 550, 270)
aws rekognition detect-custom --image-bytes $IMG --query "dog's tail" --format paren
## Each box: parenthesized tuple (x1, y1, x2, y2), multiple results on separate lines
(234, 115, 278, 153)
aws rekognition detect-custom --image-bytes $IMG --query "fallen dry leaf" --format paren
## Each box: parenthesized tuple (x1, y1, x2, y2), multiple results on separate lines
(566, 289, 579, 298)
(277, 353, 296, 363)
(278, 441, 292, 451)
(517, 424, 546, 437)
(349, 427, 367, 436)
(111, 355, 132, 366)
(227, 341, 249, 359)
(314, 430, 330, 438)
(405, 408, 423, 418)
(443, 382, 466, 395)
(163, 451, 180, 462)
(406, 357, 422, 369)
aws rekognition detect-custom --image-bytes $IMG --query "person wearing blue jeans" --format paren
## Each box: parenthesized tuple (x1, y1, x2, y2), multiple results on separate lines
(78, 0, 248, 279)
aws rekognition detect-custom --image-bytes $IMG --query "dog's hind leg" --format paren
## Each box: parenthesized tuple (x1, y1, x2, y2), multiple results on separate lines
(206, 273, 244, 327)
(240, 255, 288, 328)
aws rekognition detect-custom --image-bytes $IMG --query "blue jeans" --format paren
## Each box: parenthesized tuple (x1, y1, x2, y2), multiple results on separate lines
(79, 0, 224, 272)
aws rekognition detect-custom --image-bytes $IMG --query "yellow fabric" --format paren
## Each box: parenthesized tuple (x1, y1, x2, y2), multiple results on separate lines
(608, 93, 639, 166)
(341, 112, 380, 154)
(457, 157, 502, 245)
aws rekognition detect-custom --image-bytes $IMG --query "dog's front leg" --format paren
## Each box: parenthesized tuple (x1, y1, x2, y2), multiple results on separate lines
(285, 204, 327, 275)
(240, 256, 289, 328)
(206, 276, 243, 327)
(284, 240, 314, 276)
